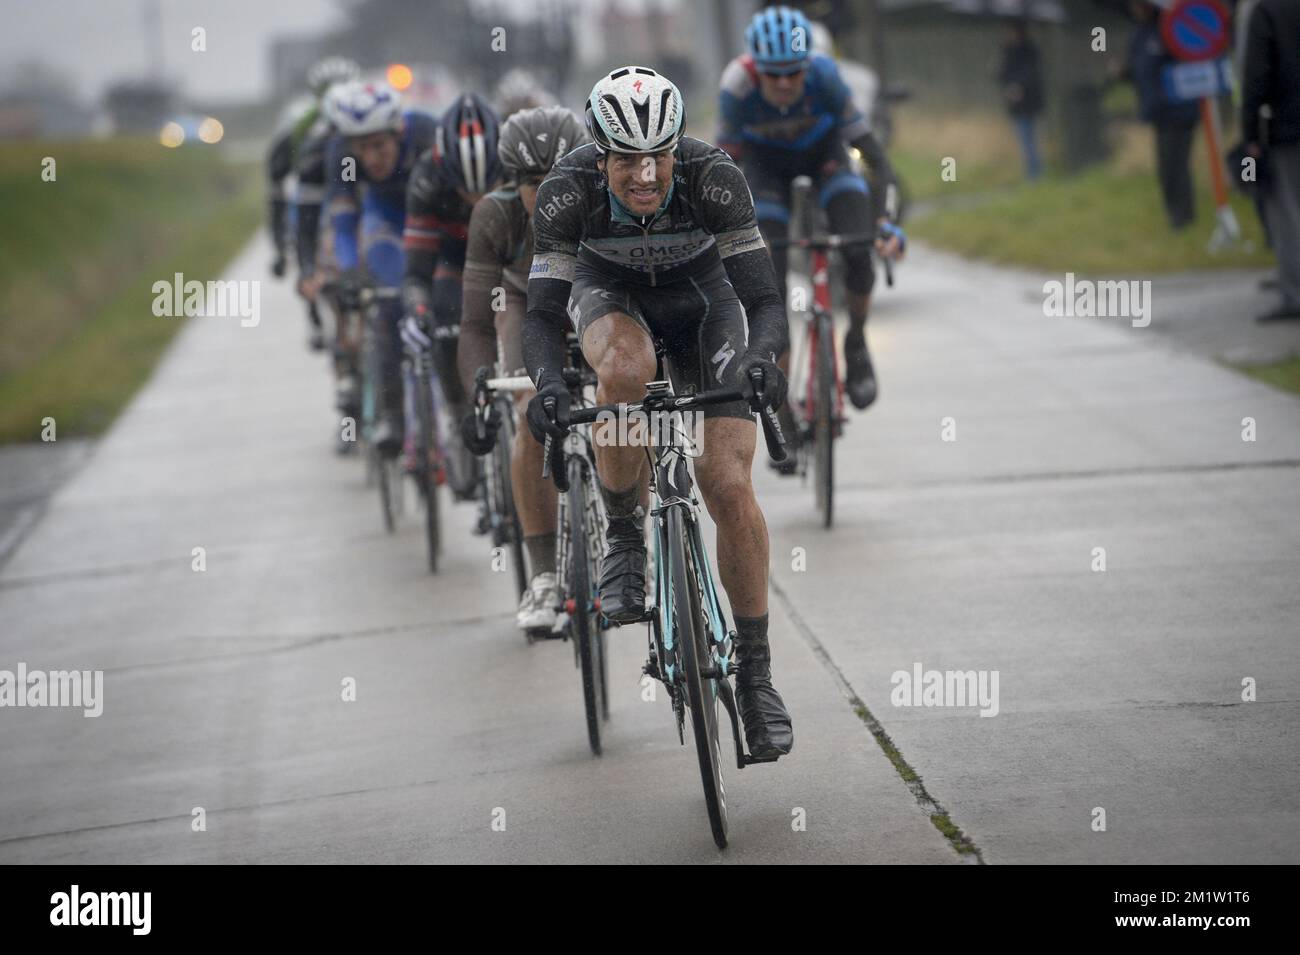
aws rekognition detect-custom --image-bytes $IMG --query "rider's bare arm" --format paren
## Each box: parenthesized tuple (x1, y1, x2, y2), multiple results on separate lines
(459, 197, 510, 392)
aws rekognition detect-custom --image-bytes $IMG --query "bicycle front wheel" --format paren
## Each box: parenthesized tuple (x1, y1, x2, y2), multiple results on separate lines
(666, 506, 728, 849)
(414, 365, 440, 572)
(494, 403, 527, 598)
(568, 454, 603, 756)
(814, 310, 835, 529)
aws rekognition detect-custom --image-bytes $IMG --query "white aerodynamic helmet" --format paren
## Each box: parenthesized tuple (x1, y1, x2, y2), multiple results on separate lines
(585, 66, 685, 154)
(326, 80, 402, 137)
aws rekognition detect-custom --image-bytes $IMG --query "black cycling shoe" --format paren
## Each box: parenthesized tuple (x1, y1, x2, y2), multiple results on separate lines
(598, 515, 647, 624)
(843, 331, 878, 411)
(734, 637, 793, 758)
(769, 457, 798, 476)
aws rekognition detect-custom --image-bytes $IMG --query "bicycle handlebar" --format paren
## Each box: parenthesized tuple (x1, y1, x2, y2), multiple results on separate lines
(539, 369, 787, 491)
(770, 227, 897, 287)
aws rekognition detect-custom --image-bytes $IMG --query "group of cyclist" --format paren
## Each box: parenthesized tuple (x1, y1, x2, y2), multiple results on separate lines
(266, 5, 906, 761)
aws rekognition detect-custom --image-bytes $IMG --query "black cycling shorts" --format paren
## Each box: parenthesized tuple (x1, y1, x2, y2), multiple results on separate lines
(567, 258, 753, 421)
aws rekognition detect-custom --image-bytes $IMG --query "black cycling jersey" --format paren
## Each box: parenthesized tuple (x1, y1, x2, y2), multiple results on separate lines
(401, 143, 481, 317)
(522, 137, 788, 388)
(267, 100, 323, 261)
(293, 117, 333, 276)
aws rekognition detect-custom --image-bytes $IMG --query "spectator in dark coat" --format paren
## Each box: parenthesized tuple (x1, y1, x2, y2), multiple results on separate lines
(997, 20, 1045, 180)
(1242, 0, 1300, 321)
(1116, 0, 1200, 229)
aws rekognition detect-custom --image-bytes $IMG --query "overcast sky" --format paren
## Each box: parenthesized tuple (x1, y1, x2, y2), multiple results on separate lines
(2, 0, 674, 105)
(3, 0, 348, 103)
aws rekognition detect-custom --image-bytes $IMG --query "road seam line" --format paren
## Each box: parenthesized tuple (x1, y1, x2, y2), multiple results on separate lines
(771, 576, 985, 863)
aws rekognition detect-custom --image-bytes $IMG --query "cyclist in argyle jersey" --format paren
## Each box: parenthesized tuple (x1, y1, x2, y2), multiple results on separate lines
(719, 5, 905, 464)
(522, 67, 793, 759)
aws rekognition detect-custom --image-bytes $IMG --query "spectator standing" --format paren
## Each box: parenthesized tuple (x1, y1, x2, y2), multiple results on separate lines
(997, 20, 1046, 180)
(1119, 0, 1200, 229)
(1242, 0, 1300, 321)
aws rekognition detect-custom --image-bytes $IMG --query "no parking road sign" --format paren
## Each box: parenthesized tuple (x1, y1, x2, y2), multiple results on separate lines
(1160, 0, 1232, 62)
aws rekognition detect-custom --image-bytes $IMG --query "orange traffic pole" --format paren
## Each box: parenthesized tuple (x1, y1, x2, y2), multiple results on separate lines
(1200, 96, 1230, 210)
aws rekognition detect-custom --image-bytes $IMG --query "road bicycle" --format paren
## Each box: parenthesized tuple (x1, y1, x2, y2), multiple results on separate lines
(476, 348, 610, 755)
(543, 364, 786, 847)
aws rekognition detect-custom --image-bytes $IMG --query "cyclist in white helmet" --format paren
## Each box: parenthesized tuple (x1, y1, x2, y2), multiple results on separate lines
(522, 67, 794, 759)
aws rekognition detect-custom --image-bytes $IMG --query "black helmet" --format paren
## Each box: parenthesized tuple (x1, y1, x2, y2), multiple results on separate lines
(438, 92, 502, 195)
(498, 105, 589, 180)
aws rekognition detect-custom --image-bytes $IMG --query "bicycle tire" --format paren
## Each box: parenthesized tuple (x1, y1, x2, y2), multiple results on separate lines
(378, 450, 396, 533)
(567, 454, 602, 756)
(814, 310, 834, 529)
(667, 505, 728, 849)
(495, 404, 527, 598)
(415, 378, 440, 573)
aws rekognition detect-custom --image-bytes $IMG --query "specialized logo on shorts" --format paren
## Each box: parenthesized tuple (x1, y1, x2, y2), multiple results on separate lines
(711, 340, 736, 382)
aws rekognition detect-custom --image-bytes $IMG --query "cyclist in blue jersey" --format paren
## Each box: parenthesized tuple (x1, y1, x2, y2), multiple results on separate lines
(324, 80, 439, 455)
(719, 6, 904, 458)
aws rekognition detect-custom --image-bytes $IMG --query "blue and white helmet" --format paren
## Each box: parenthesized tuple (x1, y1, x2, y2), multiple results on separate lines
(326, 80, 402, 137)
(585, 66, 685, 154)
(745, 6, 814, 74)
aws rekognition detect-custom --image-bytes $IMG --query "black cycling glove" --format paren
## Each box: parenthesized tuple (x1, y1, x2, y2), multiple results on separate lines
(460, 407, 501, 457)
(734, 351, 788, 411)
(524, 376, 570, 444)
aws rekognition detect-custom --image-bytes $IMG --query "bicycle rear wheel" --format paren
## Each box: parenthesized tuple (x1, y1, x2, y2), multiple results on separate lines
(667, 506, 728, 849)
(568, 455, 603, 756)
(814, 310, 835, 529)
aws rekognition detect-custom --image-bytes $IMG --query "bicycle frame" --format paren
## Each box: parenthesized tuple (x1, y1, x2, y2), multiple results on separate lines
(798, 248, 846, 437)
(646, 404, 733, 713)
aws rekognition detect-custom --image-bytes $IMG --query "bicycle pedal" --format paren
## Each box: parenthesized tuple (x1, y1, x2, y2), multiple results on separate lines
(601, 608, 654, 627)
(743, 754, 782, 765)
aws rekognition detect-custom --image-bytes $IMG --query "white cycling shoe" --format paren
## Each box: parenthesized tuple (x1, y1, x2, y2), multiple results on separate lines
(516, 572, 559, 631)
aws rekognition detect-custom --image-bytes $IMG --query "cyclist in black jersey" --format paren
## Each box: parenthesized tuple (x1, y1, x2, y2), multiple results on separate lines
(400, 94, 504, 453)
(522, 67, 793, 759)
